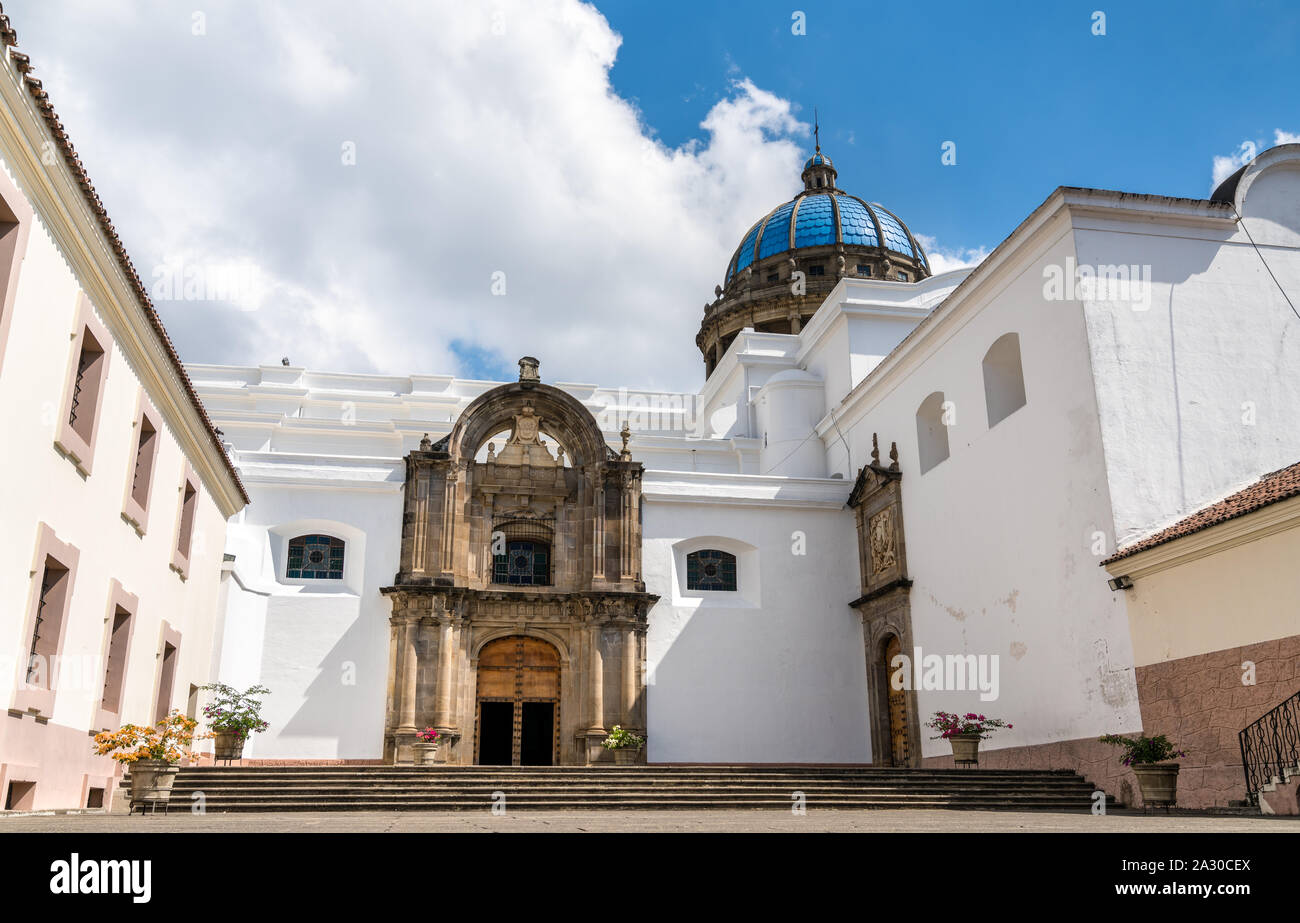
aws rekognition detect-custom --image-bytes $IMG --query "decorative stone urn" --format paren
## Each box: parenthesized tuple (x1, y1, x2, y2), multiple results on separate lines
(613, 747, 641, 766)
(1132, 763, 1179, 808)
(412, 743, 439, 766)
(128, 760, 180, 809)
(212, 729, 245, 762)
(948, 733, 982, 766)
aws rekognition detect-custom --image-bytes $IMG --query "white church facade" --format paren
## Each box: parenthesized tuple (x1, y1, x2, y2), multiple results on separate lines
(189, 144, 1300, 809)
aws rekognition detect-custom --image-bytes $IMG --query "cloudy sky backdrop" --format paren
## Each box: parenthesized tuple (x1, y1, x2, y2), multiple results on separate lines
(5, 0, 1298, 391)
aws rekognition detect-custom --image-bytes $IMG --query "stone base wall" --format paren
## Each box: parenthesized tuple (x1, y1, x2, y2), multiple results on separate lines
(922, 736, 1140, 806)
(923, 634, 1300, 809)
(1134, 633, 1300, 809)
(1, 712, 122, 811)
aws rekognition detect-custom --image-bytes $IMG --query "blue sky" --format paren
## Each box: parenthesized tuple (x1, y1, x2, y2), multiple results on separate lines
(8, 0, 1298, 389)
(596, 0, 1300, 255)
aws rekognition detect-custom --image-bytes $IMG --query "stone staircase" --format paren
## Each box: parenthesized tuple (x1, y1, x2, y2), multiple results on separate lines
(159, 765, 1118, 812)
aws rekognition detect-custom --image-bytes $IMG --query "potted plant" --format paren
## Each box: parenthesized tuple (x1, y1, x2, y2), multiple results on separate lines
(926, 711, 1013, 766)
(413, 727, 440, 765)
(92, 711, 203, 811)
(1100, 733, 1186, 808)
(199, 682, 270, 761)
(602, 725, 645, 765)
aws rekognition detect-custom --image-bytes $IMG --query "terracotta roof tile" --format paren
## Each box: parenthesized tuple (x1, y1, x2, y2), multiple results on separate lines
(1103, 460, 1300, 565)
(0, 5, 248, 504)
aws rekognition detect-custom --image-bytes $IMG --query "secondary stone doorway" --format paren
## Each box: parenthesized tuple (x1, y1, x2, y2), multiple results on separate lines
(475, 636, 560, 766)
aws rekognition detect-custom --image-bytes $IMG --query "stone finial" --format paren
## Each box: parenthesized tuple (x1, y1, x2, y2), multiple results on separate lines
(486, 442, 496, 460)
(870, 432, 880, 466)
(619, 421, 632, 461)
(518, 356, 540, 385)
(889, 441, 899, 471)
(419, 432, 432, 451)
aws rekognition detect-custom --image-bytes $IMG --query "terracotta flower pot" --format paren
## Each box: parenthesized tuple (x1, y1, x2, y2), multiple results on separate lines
(412, 742, 439, 766)
(212, 729, 245, 762)
(1132, 762, 1179, 807)
(128, 759, 180, 807)
(613, 748, 640, 765)
(948, 733, 982, 765)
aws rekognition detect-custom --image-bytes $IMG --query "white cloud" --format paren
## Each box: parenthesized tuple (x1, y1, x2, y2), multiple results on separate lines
(913, 235, 988, 275)
(8, 0, 972, 391)
(1211, 130, 1300, 191)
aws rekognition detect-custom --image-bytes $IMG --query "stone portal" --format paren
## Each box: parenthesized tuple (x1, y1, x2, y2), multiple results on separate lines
(380, 359, 657, 765)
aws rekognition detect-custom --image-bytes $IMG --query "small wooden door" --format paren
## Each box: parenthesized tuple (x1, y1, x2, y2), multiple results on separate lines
(476, 636, 560, 766)
(884, 635, 911, 767)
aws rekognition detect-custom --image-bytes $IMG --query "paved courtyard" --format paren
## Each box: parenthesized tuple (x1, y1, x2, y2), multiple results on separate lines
(0, 808, 1294, 833)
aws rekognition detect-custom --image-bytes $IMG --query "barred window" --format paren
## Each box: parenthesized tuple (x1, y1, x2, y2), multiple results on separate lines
(493, 540, 550, 586)
(686, 549, 737, 591)
(287, 534, 345, 579)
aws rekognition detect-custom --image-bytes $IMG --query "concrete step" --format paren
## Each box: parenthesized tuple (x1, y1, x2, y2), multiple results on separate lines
(148, 765, 1117, 813)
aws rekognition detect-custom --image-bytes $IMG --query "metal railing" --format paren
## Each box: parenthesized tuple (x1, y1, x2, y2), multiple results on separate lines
(1239, 689, 1300, 805)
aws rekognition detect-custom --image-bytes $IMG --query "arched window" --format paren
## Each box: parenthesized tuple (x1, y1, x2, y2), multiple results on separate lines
(982, 332, 1027, 427)
(493, 540, 550, 586)
(915, 391, 950, 474)
(287, 534, 345, 579)
(686, 549, 738, 591)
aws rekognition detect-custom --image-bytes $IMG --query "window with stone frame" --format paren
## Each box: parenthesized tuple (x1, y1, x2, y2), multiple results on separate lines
(54, 296, 114, 476)
(100, 605, 133, 713)
(685, 549, 737, 591)
(492, 539, 551, 586)
(286, 534, 346, 579)
(27, 557, 70, 687)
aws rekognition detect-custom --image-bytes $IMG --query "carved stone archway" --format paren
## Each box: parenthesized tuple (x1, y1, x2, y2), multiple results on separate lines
(380, 358, 657, 766)
(848, 435, 922, 767)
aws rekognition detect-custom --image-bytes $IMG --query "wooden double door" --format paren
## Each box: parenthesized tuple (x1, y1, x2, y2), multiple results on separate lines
(883, 635, 911, 767)
(476, 636, 560, 766)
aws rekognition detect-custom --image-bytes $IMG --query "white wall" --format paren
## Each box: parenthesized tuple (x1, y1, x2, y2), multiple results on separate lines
(1080, 170, 1300, 545)
(0, 163, 234, 808)
(641, 476, 867, 763)
(821, 215, 1145, 758)
(212, 484, 402, 760)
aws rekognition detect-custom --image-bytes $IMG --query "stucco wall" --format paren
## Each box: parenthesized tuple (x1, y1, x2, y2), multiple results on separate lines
(1123, 514, 1300, 666)
(212, 485, 401, 760)
(0, 169, 231, 810)
(641, 488, 867, 763)
(817, 221, 1144, 762)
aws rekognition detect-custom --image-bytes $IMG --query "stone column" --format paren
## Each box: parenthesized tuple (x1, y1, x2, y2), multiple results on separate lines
(434, 617, 455, 728)
(587, 625, 604, 733)
(399, 615, 419, 732)
(592, 470, 606, 583)
(622, 624, 638, 729)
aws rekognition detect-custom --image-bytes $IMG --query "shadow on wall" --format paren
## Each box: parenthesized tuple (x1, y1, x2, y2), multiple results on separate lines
(648, 597, 871, 763)
(267, 593, 391, 758)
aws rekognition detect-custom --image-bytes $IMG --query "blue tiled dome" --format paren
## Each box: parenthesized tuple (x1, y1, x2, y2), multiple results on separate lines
(725, 191, 928, 283)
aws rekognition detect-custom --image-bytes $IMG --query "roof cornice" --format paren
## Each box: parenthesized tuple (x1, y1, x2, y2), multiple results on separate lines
(1102, 493, 1300, 581)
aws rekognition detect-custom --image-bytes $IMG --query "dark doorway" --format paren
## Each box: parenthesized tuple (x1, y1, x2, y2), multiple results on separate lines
(478, 701, 513, 766)
(520, 702, 555, 766)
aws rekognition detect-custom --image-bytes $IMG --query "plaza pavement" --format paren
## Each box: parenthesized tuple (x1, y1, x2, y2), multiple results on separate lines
(0, 808, 1295, 833)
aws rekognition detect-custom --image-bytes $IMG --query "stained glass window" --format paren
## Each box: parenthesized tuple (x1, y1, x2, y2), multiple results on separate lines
(686, 549, 737, 591)
(493, 540, 550, 586)
(287, 534, 345, 579)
